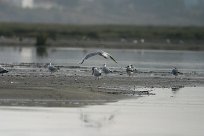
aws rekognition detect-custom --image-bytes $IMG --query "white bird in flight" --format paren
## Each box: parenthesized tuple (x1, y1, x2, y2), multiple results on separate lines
(80, 50, 117, 64)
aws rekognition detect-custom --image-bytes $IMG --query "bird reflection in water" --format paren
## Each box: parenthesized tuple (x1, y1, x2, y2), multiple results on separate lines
(171, 86, 184, 93)
(80, 110, 115, 128)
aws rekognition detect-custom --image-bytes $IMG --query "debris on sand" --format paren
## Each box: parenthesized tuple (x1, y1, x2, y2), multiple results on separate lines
(97, 86, 155, 96)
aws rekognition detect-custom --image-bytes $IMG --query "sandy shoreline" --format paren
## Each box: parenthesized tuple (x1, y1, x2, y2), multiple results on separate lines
(0, 64, 204, 107)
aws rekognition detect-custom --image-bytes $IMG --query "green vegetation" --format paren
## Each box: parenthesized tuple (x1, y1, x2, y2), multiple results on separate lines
(0, 22, 203, 50)
(0, 22, 204, 40)
(35, 33, 47, 46)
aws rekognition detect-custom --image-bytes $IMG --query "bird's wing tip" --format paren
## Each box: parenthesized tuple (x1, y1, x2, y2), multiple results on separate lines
(79, 60, 84, 64)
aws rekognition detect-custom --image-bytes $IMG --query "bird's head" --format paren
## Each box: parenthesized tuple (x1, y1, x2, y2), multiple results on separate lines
(173, 67, 177, 70)
(126, 65, 131, 68)
(92, 67, 95, 75)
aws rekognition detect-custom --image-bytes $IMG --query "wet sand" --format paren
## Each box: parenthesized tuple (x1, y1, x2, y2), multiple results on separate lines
(0, 63, 204, 107)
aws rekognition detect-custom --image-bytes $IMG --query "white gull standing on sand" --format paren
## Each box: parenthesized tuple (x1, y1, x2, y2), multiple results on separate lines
(102, 64, 112, 75)
(48, 63, 58, 73)
(80, 50, 117, 64)
(0, 66, 8, 76)
(92, 67, 102, 79)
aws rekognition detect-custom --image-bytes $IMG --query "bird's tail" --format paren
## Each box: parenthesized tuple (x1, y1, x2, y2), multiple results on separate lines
(178, 72, 183, 75)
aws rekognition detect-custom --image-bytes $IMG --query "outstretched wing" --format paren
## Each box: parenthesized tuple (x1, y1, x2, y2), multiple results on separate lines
(108, 54, 117, 63)
(80, 52, 100, 64)
(100, 50, 117, 63)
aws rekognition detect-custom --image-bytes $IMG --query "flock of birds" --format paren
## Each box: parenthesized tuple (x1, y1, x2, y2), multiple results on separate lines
(0, 50, 181, 78)
(79, 50, 181, 79)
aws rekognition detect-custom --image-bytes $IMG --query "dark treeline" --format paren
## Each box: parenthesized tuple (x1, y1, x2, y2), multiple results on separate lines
(0, 22, 204, 41)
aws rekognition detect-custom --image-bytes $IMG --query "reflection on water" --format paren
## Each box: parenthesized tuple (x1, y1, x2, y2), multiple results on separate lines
(0, 87, 204, 136)
(171, 86, 184, 92)
(0, 46, 204, 73)
(19, 47, 33, 62)
(36, 47, 48, 57)
(80, 110, 115, 128)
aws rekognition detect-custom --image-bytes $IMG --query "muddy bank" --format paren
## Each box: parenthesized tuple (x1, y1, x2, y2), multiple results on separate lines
(0, 63, 204, 107)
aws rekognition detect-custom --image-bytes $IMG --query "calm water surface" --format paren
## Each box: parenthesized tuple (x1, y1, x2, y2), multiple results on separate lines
(0, 46, 204, 73)
(0, 87, 204, 136)
(0, 46, 204, 136)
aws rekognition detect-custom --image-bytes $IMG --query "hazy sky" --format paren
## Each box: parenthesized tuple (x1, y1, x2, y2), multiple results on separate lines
(0, 0, 203, 26)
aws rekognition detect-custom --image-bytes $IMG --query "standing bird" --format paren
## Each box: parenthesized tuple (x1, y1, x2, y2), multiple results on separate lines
(92, 67, 102, 79)
(126, 65, 134, 76)
(48, 63, 58, 73)
(80, 50, 117, 64)
(0, 66, 8, 76)
(102, 64, 112, 75)
(130, 64, 137, 72)
(172, 67, 182, 77)
(172, 67, 178, 76)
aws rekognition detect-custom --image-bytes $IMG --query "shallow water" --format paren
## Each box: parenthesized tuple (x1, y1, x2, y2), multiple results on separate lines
(0, 87, 204, 136)
(0, 46, 204, 73)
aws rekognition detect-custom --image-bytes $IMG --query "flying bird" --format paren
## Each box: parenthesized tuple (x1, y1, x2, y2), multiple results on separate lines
(48, 63, 59, 73)
(92, 67, 102, 79)
(80, 50, 117, 64)
(102, 64, 112, 75)
(0, 66, 8, 76)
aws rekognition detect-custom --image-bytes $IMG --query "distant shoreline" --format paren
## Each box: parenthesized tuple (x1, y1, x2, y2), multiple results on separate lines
(0, 38, 204, 51)
(0, 23, 204, 51)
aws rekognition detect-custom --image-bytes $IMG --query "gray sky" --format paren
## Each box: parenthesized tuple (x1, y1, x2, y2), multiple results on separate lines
(0, 0, 203, 26)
